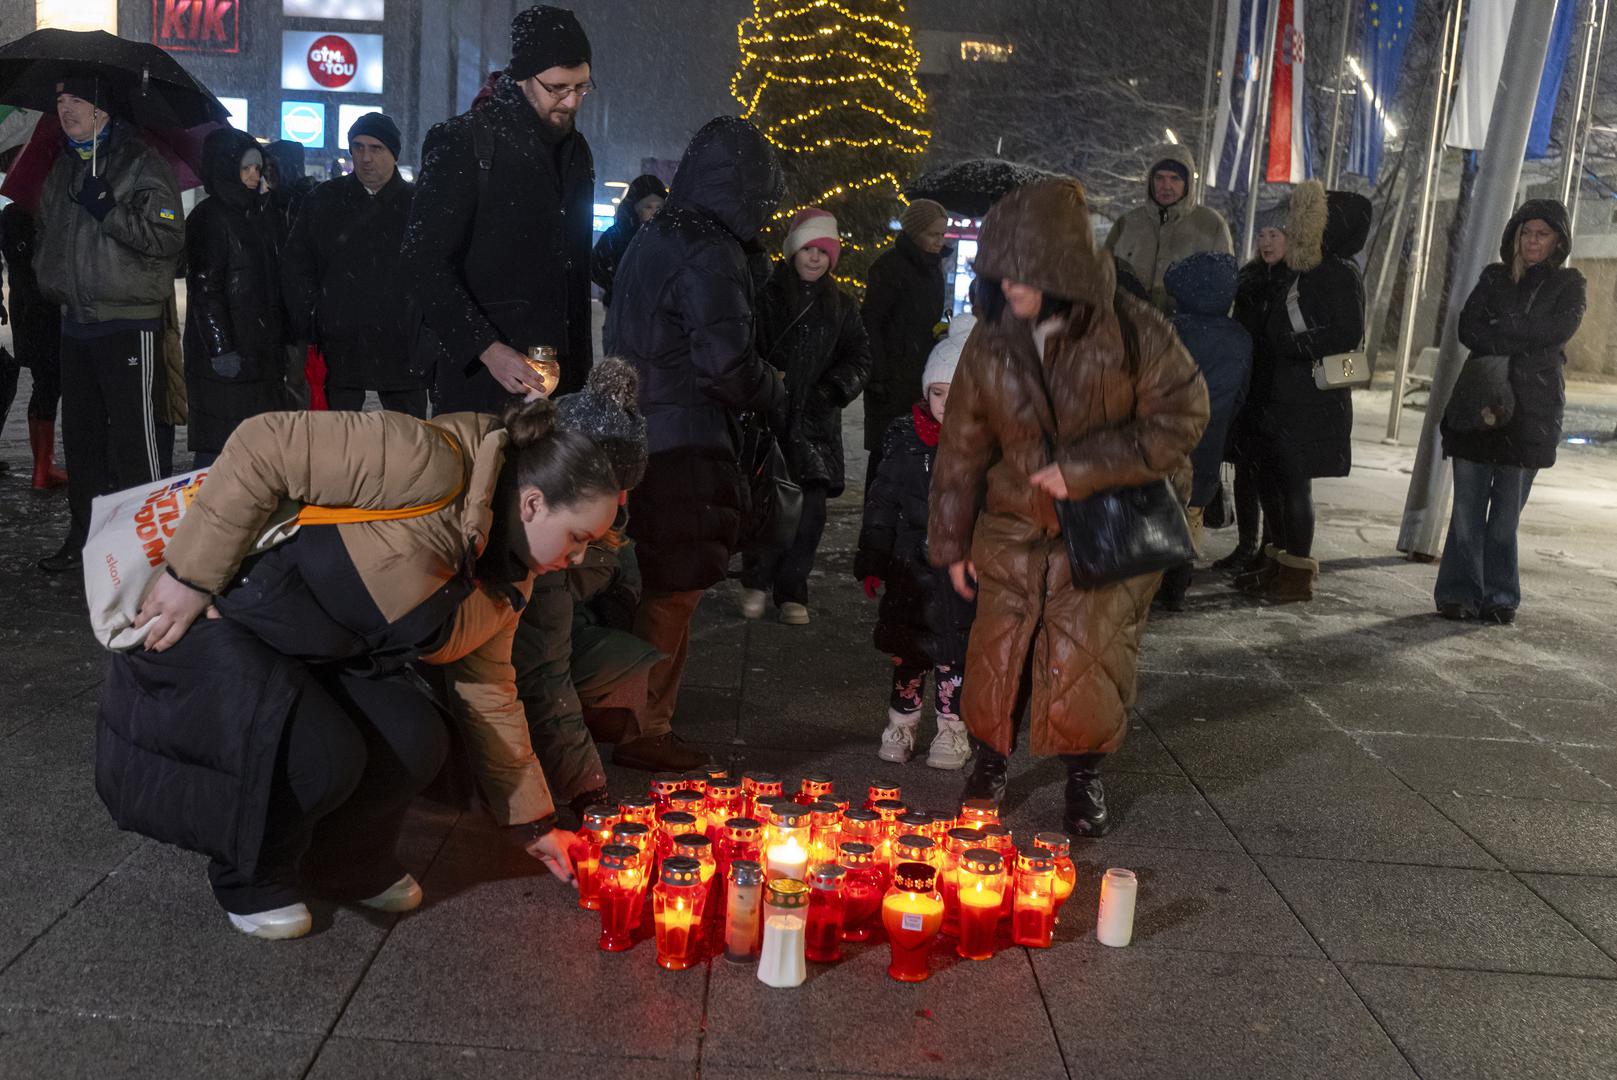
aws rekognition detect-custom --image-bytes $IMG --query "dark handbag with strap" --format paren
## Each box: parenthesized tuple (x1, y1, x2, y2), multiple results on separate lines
(737, 414, 803, 553)
(1033, 301, 1197, 588)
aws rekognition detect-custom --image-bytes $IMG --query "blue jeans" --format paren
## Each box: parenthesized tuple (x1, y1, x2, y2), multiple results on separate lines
(1434, 457, 1536, 615)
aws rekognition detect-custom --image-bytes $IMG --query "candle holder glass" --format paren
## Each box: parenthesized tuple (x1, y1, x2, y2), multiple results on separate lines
(866, 783, 902, 810)
(651, 773, 684, 815)
(895, 833, 939, 873)
(941, 827, 979, 937)
(679, 771, 709, 796)
(741, 772, 783, 822)
(656, 810, 699, 863)
(618, 795, 657, 829)
(724, 859, 765, 962)
(807, 802, 843, 870)
(764, 806, 810, 882)
(705, 779, 743, 836)
(837, 842, 884, 942)
(871, 799, 907, 871)
(955, 848, 1005, 961)
(805, 863, 848, 962)
(573, 805, 620, 912)
(653, 856, 707, 970)
(668, 789, 707, 836)
(1012, 848, 1057, 949)
(881, 862, 943, 982)
(957, 798, 1000, 832)
(796, 774, 834, 807)
(1033, 832, 1077, 918)
(597, 843, 648, 952)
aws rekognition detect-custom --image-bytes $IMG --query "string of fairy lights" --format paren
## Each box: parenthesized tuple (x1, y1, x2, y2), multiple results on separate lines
(731, 0, 931, 276)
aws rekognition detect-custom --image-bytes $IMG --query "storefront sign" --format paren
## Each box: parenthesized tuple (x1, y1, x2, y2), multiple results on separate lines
(281, 31, 384, 94)
(153, 0, 241, 54)
(283, 0, 385, 18)
(280, 101, 327, 148)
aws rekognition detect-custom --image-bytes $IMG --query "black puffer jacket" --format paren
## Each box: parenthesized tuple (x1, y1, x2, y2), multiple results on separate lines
(757, 261, 872, 496)
(592, 173, 667, 312)
(183, 129, 284, 455)
(1234, 186, 1369, 479)
(405, 73, 595, 409)
(861, 232, 948, 451)
(1443, 200, 1586, 470)
(607, 117, 788, 592)
(856, 407, 975, 664)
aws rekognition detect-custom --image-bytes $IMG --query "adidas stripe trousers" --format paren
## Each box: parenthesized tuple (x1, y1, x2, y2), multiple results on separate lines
(59, 326, 161, 550)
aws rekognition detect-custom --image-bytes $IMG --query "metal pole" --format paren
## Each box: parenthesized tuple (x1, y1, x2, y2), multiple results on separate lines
(1569, 0, 1610, 237)
(1242, 0, 1283, 260)
(1398, 0, 1562, 558)
(1197, 0, 1225, 203)
(1560, 0, 1600, 206)
(1365, 163, 1414, 380)
(1386, 0, 1464, 442)
(1325, 0, 1358, 188)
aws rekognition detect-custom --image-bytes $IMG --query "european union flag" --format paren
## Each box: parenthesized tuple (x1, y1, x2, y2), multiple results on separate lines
(1346, 0, 1413, 184)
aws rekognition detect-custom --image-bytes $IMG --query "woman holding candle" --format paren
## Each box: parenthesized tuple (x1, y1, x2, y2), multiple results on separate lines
(928, 181, 1208, 838)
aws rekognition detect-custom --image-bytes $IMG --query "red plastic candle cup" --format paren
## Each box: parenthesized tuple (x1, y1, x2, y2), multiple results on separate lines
(574, 805, 621, 912)
(804, 863, 848, 962)
(597, 844, 645, 952)
(667, 789, 707, 837)
(741, 772, 782, 822)
(955, 848, 1005, 961)
(796, 774, 835, 807)
(940, 827, 979, 937)
(1033, 832, 1077, 919)
(957, 798, 1000, 832)
(881, 862, 942, 982)
(705, 779, 743, 837)
(837, 842, 884, 942)
(651, 773, 683, 815)
(618, 795, 657, 829)
(866, 783, 902, 810)
(1011, 848, 1058, 949)
(679, 771, 709, 796)
(653, 856, 707, 971)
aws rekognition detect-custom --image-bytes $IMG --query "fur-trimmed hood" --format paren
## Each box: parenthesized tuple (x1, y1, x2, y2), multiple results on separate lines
(1282, 181, 1372, 272)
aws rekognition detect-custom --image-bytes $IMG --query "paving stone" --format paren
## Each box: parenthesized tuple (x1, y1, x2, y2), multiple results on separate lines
(1303, 686, 1524, 740)
(0, 861, 107, 968)
(306, 1037, 693, 1080)
(1429, 794, 1617, 875)
(0, 1008, 320, 1080)
(1477, 694, 1617, 747)
(1560, 745, 1617, 790)
(1259, 856, 1617, 976)
(1520, 874, 1617, 958)
(1345, 965, 1617, 1080)
(1137, 635, 1276, 680)
(1152, 719, 1405, 791)
(1032, 946, 1415, 1080)
(1015, 772, 1242, 853)
(1063, 844, 1320, 958)
(1359, 733, 1617, 803)
(0, 843, 389, 1032)
(0, 764, 146, 873)
(1135, 675, 1319, 729)
(1200, 777, 1499, 868)
(702, 938, 1064, 1079)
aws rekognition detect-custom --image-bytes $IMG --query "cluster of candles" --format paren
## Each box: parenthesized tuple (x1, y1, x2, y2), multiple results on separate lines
(567, 769, 1102, 984)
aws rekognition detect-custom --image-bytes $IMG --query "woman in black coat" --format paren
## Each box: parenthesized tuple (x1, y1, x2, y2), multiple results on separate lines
(591, 173, 666, 316)
(739, 207, 872, 624)
(184, 129, 284, 465)
(1233, 181, 1369, 603)
(1435, 200, 1586, 624)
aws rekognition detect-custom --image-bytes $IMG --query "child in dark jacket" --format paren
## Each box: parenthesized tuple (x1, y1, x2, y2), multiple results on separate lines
(856, 316, 977, 768)
(1159, 251, 1253, 609)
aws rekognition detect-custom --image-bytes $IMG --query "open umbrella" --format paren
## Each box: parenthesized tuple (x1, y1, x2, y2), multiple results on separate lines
(0, 104, 39, 158)
(905, 159, 1071, 219)
(0, 29, 227, 131)
(0, 110, 216, 212)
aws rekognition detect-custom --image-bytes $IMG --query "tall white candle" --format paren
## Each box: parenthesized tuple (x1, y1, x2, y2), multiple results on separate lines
(1096, 867, 1137, 947)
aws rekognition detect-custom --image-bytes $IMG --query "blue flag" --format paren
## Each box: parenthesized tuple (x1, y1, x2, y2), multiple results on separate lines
(1346, 0, 1414, 184)
(1527, 0, 1578, 159)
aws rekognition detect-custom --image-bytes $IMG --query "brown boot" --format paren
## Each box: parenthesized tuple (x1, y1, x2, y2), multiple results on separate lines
(28, 418, 68, 490)
(1262, 552, 1318, 603)
(1234, 545, 1282, 594)
(613, 732, 714, 773)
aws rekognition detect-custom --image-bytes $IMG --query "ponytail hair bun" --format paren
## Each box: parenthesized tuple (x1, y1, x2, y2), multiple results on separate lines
(502, 395, 559, 451)
(502, 395, 619, 510)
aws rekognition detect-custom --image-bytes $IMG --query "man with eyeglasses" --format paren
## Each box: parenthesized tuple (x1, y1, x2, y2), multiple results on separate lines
(405, 4, 597, 410)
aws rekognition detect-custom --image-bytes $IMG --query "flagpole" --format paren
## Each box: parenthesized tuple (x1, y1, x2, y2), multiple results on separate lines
(1242, 0, 1284, 260)
(1197, 0, 1225, 203)
(1397, 0, 1561, 559)
(1324, 0, 1358, 188)
(1567, 0, 1609, 238)
(1559, 0, 1600, 207)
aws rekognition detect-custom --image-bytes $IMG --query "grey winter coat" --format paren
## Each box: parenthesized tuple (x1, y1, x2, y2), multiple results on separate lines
(1103, 144, 1233, 311)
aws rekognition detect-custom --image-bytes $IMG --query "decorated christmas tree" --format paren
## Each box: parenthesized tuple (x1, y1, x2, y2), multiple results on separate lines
(731, 0, 931, 288)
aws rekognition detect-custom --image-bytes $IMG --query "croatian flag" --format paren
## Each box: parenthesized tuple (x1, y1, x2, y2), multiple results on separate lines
(1266, 0, 1311, 183)
(1207, 0, 1268, 190)
(1346, 0, 1415, 184)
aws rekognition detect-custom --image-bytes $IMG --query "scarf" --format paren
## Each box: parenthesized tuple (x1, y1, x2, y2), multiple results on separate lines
(912, 402, 941, 448)
(66, 124, 112, 163)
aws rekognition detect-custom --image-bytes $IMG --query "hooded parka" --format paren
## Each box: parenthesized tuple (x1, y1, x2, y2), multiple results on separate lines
(861, 231, 949, 452)
(929, 182, 1208, 757)
(591, 173, 667, 312)
(183, 129, 286, 456)
(1103, 145, 1234, 310)
(606, 117, 788, 593)
(1166, 252, 1253, 506)
(1443, 200, 1586, 470)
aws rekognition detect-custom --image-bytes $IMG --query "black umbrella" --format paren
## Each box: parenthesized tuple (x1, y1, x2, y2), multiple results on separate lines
(0, 29, 227, 130)
(905, 158, 1071, 219)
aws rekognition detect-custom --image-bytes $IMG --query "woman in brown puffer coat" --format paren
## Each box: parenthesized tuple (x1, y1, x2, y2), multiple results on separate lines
(929, 181, 1208, 836)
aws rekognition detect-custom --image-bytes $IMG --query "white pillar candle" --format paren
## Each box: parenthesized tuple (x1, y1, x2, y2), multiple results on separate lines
(1096, 867, 1137, 947)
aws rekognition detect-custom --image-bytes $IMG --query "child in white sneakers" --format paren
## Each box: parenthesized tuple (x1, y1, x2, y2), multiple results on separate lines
(856, 316, 977, 768)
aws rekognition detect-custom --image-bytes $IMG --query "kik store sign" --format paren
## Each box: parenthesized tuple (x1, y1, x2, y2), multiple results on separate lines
(153, 0, 241, 54)
(281, 30, 384, 94)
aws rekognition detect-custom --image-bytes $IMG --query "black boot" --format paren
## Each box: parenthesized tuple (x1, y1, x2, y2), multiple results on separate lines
(1154, 562, 1192, 613)
(960, 739, 1009, 808)
(1062, 753, 1111, 838)
(38, 539, 83, 574)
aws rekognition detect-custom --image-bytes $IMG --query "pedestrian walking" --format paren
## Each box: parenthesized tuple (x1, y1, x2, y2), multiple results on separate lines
(591, 173, 666, 312)
(928, 181, 1207, 837)
(860, 197, 949, 489)
(858, 314, 976, 769)
(1103, 145, 1233, 311)
(282, 112, 424, 417)
(0, 196, 66, 490)
(1158, 251, 1253, 610)
(183, 128, 285, 467)
(604, 115, 788, 774)
(1231, 181, 1370, 603)
(100, 396, 621, 939)
(739, 207, 872, 625)
(1435, 199, 1586, 625)
(32, 80, 185, 573)
(405, 4, 596, 411)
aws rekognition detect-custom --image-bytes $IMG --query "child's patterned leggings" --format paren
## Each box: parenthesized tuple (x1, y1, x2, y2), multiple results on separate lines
(890, 659, 963, 718)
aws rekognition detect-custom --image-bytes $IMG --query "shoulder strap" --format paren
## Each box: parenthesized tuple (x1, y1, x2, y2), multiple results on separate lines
(292, 427, 467, 526)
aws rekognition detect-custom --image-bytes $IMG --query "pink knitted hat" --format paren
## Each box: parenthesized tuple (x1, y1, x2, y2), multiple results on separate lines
(783, 207, 841, 269)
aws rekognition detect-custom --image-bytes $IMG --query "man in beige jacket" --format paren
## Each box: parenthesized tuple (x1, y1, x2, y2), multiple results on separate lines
(1104, 145, 1233, 312)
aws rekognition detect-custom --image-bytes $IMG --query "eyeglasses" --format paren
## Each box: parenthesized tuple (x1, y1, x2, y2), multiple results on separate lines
(535, 78, 596, 102)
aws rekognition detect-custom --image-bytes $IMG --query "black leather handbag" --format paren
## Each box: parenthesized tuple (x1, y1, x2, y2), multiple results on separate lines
(737, 415, 803, 553)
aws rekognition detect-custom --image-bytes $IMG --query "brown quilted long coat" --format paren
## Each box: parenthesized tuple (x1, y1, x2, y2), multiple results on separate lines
(928, 181, 1208, 757)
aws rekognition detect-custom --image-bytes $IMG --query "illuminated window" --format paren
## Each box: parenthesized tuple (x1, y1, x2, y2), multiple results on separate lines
(959, 41, 1013, 63)
(36, 0, 116, 30)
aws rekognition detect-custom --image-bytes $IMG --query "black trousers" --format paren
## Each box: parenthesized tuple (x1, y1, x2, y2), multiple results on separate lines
(741, 481, 830, 606)
(208, 664, 449, 914)
(326, 385, 430, 419)
(60, 327, 160, 548)
(1257, 468, 1315, 557)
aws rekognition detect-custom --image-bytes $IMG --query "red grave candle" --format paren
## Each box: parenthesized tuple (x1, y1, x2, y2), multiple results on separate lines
(652, 856, 706, 970)
(881, 862, 942, 982)
(573, 805, 620, 912)
(804, 863, 848, 962)
(1012, 848, 1057, 949)
(597, 844, 647, 952)
(955, 848, 1005, 961)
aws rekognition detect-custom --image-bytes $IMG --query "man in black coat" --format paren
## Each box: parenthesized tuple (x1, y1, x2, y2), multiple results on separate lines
(403, 4, 596, 412)
(604, 115, 787, 773)
(282, 113, 424, 417)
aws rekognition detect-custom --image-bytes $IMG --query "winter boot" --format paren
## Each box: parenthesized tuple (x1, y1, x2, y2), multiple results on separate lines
(1210, 542, 1257, 572)
(1062, 753, 1112, 838)
(37, 539, 82, 574)
(959, 739, 1009, 808)
(1234, 545, 1283, 594)
(926, 714, 972, 770)
(613, 732, 714, 773)
(1261, 552, 1318, 603)
(27, 418, 67, 490)
(878, 707, 921, 763)
(1154, 562, 1192, 613)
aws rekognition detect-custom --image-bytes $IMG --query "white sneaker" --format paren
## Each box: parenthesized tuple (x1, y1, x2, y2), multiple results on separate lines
(878, 708, 921, 763)
(739, 588, 768, 619)
(227, 902, 312, 940)
(779, 602, 810, 626)
(926, 715, 972, 770)
(360, 874, 423, 914)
